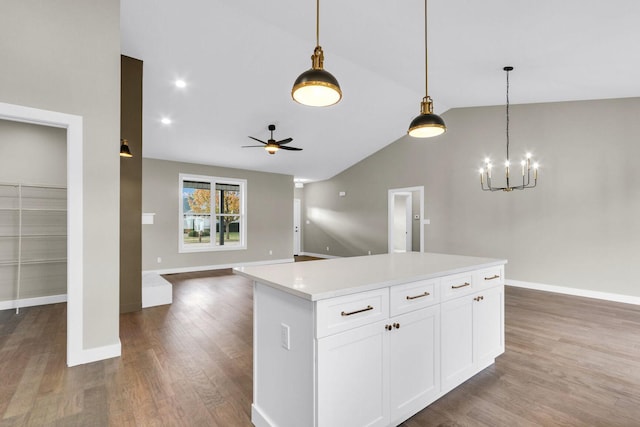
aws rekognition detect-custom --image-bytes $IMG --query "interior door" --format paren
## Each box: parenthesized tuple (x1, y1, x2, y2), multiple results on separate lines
(293, 198, 301, 255)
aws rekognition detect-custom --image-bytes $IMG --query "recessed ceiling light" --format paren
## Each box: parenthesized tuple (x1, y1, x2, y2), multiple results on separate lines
(175, 79, 186, 88)
(161, 117, 172, 125)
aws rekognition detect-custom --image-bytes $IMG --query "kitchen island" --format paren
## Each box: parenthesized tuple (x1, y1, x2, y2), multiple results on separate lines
(234, 252, 507, 427)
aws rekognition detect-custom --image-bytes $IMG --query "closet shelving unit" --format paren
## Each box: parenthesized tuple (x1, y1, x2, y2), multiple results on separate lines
(0, 183, 67, 314)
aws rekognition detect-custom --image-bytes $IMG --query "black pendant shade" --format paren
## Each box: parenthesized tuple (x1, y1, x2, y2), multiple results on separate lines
(120, 139, 133, 158)
(292, 56, 342, 107)
(408, 97, 446, 138)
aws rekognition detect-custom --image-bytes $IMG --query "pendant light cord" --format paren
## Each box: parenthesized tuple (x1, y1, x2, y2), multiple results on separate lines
(506, 68, 510, 162)
(424, 0, 428, 97)
(316, 0, 320, 47)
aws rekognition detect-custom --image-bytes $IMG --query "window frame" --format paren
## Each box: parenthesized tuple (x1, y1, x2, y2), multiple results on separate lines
(178, 173, 247, 253)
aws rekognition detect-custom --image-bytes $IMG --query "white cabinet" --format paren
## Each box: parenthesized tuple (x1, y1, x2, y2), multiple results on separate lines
(441, 275, 504, 393)
(441, 292, 475, 391)
(389, 304, 440, 424)
(318, 319, 389, 427)
(317, 304, 441, 427)
(248, 258, 506, 427)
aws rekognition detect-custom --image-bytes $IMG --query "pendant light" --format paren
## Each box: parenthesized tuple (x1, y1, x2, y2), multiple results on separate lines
(479, 66, 539, 192)
(291, 0, 342, 107)
(408, 0, 446, 138)
(120, 139, 133, 158)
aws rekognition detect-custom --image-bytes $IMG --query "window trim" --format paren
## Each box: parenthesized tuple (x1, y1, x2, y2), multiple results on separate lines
(178, 173, 247, 253)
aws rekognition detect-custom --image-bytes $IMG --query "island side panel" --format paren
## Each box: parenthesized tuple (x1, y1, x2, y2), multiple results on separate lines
(253, 281, 315, 427)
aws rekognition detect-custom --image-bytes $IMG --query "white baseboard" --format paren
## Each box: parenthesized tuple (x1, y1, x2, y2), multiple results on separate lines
(251, 404, 276, 427)
(298, 252, 341, 259)
(143, 258, 295, 276)
(0, 293, 67, 311)
(67, 340, 122, 367)
(507, 280, 640, 306)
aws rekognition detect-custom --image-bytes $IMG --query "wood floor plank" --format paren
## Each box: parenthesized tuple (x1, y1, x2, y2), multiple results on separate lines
(1, 271, 639, 426)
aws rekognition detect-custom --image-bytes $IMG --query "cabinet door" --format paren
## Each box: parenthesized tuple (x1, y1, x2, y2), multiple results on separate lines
(389, 305, 440, 424)
(440, 295, 475, 392)
(474, 285, 504, 367)
(317, 320, 389, 427)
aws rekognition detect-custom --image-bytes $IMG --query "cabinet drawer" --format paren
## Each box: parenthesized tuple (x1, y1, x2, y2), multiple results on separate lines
(390, 279, 439, 317)
(316, 288, 389, 338)
(441, 272, 475, 301)
(475, 265, 504, 288)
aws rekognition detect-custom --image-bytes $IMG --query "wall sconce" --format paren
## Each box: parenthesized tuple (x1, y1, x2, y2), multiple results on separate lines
(120, 139, 133, 158)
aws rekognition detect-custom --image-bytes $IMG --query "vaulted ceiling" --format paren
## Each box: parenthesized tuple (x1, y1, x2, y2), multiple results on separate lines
(121, 0, 640, 182)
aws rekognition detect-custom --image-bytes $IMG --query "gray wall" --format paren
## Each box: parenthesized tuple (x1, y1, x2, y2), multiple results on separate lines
(0, 120, 67, 185)
(303, 97, 640, 298)
(1, 1, 121, 349)
(142, 158, 294, 271)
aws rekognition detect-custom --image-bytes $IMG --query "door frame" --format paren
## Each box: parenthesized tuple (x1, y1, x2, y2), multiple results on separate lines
(293, 198, 301, 255)
(0, 102, 84, 367)
(388, 186, 424, 254)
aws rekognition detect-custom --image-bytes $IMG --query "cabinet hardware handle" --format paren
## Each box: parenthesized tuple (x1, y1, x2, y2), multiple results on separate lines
(406, 291, 430, 300)
(484, 274, 500, 280)
(341, 305, 373, 316)
(385, 324, 393, 331)
(393, 323, 400, 329)
(451, 282, 471, 289)
(474, 296, 485, 302)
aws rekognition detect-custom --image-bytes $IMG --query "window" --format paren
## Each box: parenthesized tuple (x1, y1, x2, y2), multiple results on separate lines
(179, 174, 246, 252)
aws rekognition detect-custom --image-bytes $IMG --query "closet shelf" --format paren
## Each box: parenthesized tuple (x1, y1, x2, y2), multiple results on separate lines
(0, 234, 67, 238)
(0, 258, 67, 266)
(0, 182, 67, 313)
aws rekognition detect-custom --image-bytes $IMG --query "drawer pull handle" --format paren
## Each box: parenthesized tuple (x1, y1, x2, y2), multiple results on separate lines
(484, 274, 500, 280)
(341, 305, 373, 317)
(451, 282, 471, 289)
(406, 291, 430, 300)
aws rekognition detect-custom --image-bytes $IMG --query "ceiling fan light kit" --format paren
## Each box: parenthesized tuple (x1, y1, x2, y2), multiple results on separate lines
(291, 0, 342, 107)
(243, 124, 302, 155)
(480, 66, 539, 192)
(408, 0, 446, 138)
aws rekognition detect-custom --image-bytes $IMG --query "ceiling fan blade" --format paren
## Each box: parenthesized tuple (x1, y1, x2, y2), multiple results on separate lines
(276, 137, 293, 145)
(279, 145, 303, 151)
(248, 136, 267, 145)
(241, 145, 265, 148)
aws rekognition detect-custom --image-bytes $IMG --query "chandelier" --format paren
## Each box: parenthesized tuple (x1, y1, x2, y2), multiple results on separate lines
(480, 66, 538, 192)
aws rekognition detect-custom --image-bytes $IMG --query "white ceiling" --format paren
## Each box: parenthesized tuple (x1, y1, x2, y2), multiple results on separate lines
(121, 0, 640, 182)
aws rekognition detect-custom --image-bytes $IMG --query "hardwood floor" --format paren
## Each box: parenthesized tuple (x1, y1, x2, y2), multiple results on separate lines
(1, 271, 639, 426)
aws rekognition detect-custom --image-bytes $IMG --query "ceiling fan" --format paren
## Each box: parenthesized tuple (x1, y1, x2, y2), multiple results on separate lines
(243, 124, 302, 155)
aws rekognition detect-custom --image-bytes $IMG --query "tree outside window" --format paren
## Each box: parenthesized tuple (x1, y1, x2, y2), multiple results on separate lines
(180, 174, 246, 252)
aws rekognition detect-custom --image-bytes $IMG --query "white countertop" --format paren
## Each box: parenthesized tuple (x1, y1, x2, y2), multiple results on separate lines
(234, 252, 507, 301)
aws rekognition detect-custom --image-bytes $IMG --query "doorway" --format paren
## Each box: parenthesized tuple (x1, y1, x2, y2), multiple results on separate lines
(293, 198, 301, 256)
(388, 186, 424, 253)
(0, 101, 84, 366)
